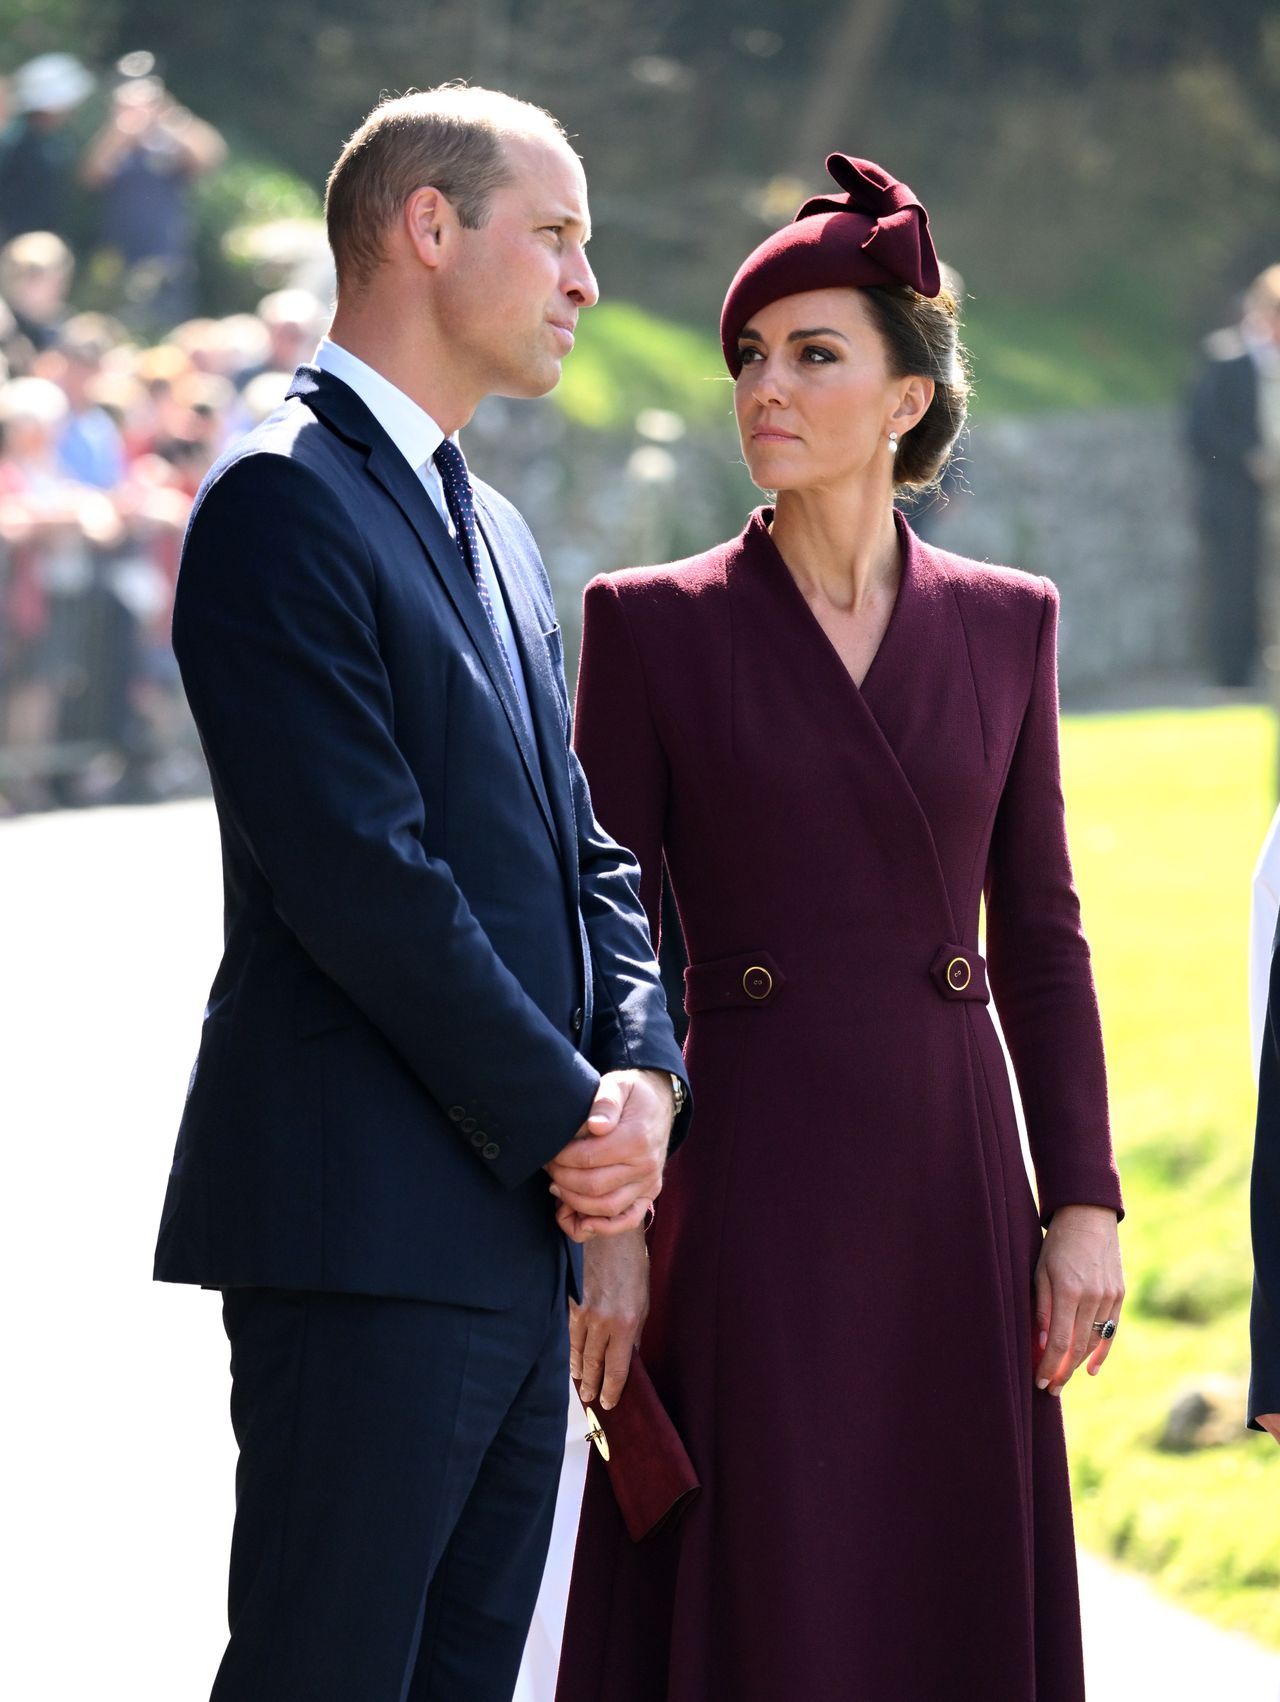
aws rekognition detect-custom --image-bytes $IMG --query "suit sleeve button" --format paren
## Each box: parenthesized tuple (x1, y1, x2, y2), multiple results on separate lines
(470, 1130, 486, 1148)
(448, 1106, 466, 1122)
(743, 966, 773, 1000)
(481, 1141, 500, 1160)
(461, 1116, 477, 1133)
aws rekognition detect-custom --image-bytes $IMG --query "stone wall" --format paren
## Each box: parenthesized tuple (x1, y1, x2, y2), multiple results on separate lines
(920, 405, 1201, 701)
(467, 398, 1202, 704)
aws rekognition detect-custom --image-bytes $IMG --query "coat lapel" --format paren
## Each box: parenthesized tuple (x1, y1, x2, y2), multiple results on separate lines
(729, 507, 962, 940)
(291, 366, 560, 854)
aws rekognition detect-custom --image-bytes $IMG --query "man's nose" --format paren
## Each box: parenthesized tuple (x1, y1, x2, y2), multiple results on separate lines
(566, 249, 599, 309)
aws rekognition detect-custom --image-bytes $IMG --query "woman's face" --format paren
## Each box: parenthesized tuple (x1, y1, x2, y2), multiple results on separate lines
(732, 287, 926, 496)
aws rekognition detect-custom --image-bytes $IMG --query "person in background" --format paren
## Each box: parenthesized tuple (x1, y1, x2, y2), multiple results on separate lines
(236, 287, 328, 388)
(39, 312, 128, 489)
(81, 59, 225, 329)
(0, 54, 93, 244)
(1187, 265, 1280, 690)
(0, 373, 120, 806)
(0, 229, 74, 359)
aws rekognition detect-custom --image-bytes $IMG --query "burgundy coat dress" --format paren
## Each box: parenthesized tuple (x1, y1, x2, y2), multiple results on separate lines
(556, 509, 1123, 1702)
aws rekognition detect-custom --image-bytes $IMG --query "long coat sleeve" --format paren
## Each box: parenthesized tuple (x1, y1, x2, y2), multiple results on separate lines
(984, 582, 1122, 1222)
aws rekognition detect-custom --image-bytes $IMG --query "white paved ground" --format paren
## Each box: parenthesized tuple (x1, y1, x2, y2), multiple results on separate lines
(2, 799, 1278, 1700)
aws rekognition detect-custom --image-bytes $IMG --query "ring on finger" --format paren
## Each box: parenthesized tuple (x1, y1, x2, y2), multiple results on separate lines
(1090, 1319, 1117, 1340)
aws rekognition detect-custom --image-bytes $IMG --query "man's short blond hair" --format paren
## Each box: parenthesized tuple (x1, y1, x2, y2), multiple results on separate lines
(325, 84, 567, 292)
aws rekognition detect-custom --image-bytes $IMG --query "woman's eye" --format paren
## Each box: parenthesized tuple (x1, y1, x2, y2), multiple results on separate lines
(801, 345, 836, 363)
(737, 347, 762, 365)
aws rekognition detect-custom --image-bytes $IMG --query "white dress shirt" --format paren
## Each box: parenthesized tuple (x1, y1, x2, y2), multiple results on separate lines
(312, 338, 534, 730)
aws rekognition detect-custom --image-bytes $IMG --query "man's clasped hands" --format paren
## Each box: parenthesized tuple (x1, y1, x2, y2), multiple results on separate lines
(544, 1068, 674, 1243)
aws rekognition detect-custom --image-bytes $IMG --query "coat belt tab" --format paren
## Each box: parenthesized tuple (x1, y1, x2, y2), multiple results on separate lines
(684, 949, 784, 1014)
(929, 943, 989, 1003)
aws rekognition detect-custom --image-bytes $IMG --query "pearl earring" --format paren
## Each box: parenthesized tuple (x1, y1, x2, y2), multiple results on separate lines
(887, 431, 899, 454)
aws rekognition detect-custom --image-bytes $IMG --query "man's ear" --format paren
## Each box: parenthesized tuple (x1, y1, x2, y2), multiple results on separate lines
(403, 186, 453, 271)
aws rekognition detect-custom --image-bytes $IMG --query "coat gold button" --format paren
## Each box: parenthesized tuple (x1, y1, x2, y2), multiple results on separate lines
(947, 957, 971, 991)
(743, 965, 773, 1000)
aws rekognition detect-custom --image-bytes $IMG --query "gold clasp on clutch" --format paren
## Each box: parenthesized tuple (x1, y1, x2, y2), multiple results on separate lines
(583, 1405, 611, 1461)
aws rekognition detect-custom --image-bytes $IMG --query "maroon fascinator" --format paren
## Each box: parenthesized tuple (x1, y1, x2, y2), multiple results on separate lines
(719, 154, 942, 374)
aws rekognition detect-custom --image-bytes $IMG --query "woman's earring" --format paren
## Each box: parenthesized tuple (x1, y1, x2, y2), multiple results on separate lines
(887, 431, 899, 454)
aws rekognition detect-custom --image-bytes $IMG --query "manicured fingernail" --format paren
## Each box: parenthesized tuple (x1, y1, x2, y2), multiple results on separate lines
(1036, 1378, 1049, 1390)
(1039, 1331, 1048, 1349)
(549, 1186, 561, 1199)
(1050, 1385, 1062, 1398)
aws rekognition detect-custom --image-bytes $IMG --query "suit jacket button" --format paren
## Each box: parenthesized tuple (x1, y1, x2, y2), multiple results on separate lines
(482, 1141, 500, 1160)
(571, 1007, 584, 1035)
(461, 1116, 477, 1133)
(448, 1106, 466, 1122)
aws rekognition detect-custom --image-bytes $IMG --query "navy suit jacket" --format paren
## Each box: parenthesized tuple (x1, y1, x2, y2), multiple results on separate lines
(1251, 938, 1280, 1427)
(153, 365, 688, 1308)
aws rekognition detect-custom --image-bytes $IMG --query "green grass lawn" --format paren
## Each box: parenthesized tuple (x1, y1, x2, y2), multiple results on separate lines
(1060, 703, 1280, 1641)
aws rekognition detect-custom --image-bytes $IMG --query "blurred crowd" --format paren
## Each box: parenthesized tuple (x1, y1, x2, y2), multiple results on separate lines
(0, 50, 329, 814)
(0, 231, 328, 812)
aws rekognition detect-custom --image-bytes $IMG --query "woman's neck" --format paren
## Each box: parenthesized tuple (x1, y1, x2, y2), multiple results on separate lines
(768, 480, 900, 612)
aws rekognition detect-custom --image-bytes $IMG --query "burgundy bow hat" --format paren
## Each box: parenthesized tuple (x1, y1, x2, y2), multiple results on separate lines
(720, 154, 942, 375)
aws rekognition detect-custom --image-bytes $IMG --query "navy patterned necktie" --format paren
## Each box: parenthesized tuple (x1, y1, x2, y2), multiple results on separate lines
(433, 439, 511, 667)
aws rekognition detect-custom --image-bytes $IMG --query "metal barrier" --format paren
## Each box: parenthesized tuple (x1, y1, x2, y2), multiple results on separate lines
(0, 542, 206, 813)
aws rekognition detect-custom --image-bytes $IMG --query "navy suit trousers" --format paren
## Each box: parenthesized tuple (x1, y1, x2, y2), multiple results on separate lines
(210, 1263, 569, 1702)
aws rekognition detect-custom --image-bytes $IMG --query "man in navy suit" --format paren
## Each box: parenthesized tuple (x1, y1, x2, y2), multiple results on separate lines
(153, 85, 689, 1701)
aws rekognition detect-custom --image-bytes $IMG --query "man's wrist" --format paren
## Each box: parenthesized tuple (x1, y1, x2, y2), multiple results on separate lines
(637, 1067, 682, 1118)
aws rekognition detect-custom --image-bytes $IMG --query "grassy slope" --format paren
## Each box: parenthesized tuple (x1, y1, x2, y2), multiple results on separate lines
(1060, 705, 1280, 1641)
(553, 287, 1183, 433)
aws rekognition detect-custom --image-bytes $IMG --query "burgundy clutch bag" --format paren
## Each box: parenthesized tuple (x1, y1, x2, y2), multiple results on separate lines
(575, 1352, 700, 1542)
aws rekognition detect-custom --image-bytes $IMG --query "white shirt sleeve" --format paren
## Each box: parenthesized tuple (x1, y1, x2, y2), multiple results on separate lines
(1251, 804, 1280, 1083)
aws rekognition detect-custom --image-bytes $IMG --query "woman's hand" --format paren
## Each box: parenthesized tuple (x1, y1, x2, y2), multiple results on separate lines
(570, 1228, 649, 1411)
(1033, 1203, 1124, 1397)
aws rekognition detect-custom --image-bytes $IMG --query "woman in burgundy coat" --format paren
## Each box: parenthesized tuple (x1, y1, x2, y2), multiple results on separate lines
(554, 157, 1125, 1701)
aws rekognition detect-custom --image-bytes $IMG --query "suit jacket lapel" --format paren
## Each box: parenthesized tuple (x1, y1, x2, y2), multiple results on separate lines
(291, 367, 559, 852)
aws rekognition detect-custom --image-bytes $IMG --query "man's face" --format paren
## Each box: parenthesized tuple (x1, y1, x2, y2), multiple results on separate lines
(435, 132, 598, 401)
